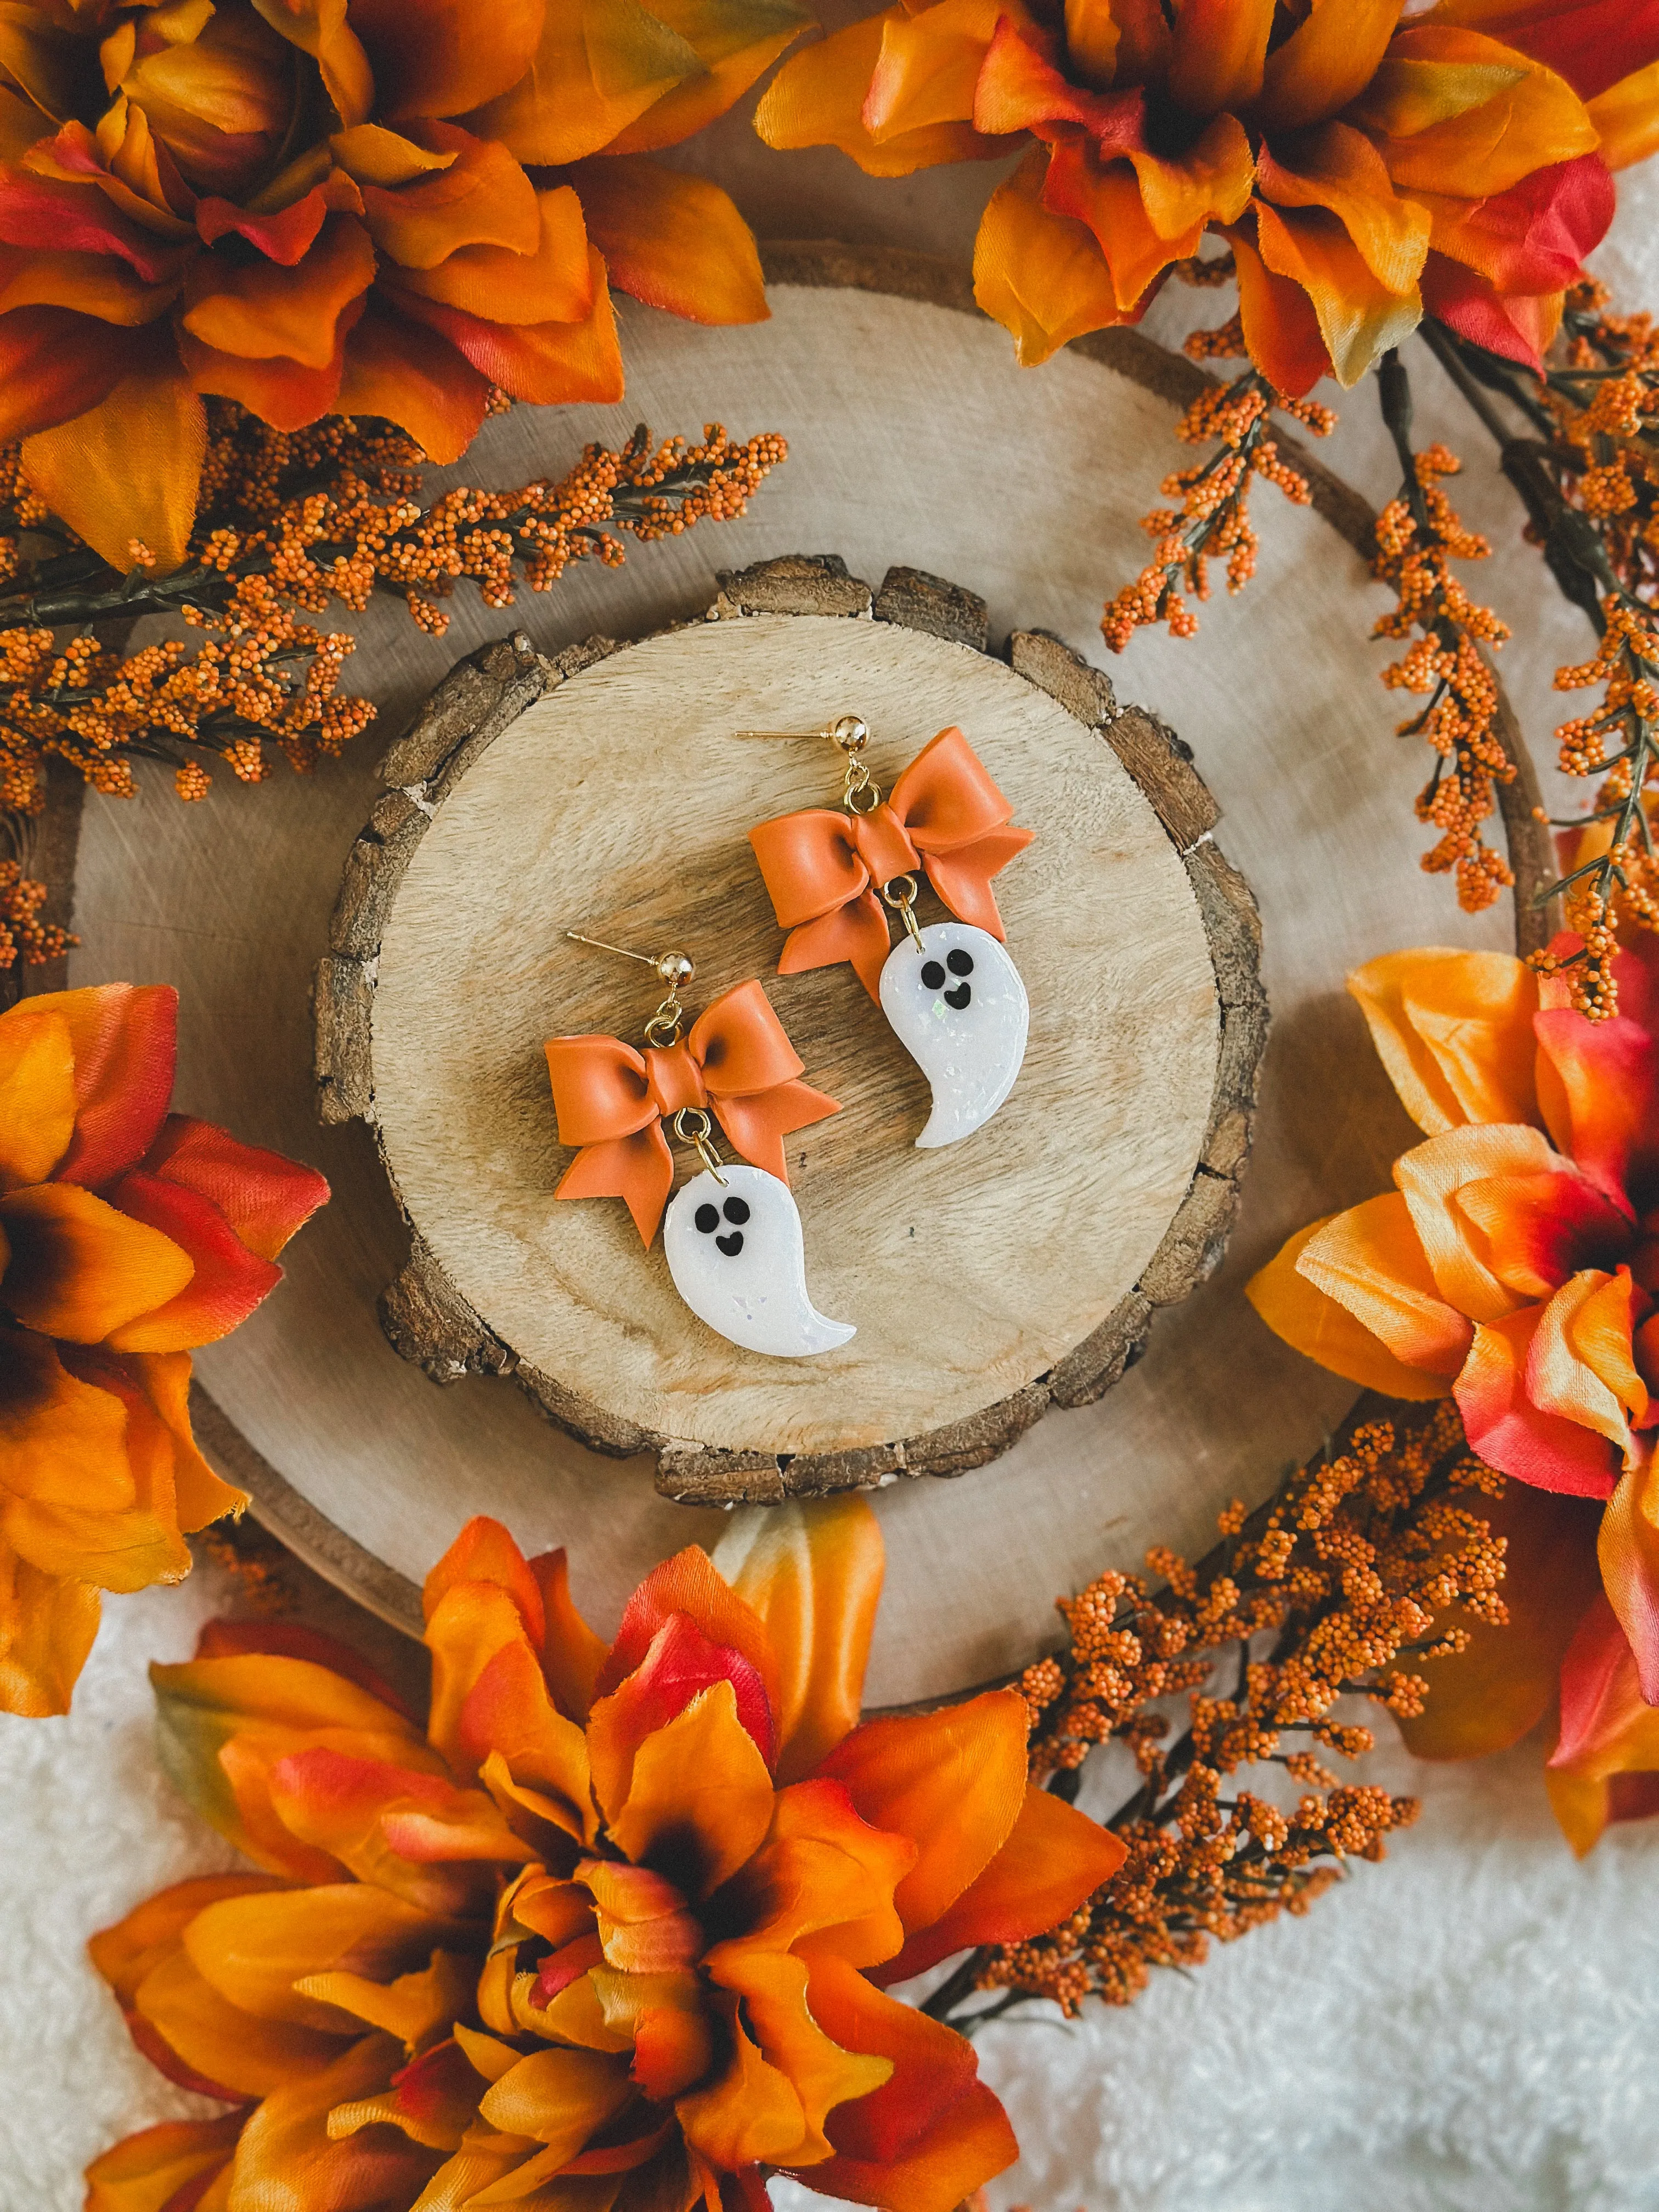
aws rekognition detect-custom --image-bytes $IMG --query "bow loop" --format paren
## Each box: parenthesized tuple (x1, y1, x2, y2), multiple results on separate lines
(749, 726, 1032, 1000)
(545, 983, 840, 1246)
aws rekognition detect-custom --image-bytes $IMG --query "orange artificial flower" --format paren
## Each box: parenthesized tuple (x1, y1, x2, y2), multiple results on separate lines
(0, 981, 326, 1716)
(758, 0, 1659, 391)
(87, 1498, 1124, 2212)
(0, 0, 809, 569)
(1247, 934, 1659, 1851)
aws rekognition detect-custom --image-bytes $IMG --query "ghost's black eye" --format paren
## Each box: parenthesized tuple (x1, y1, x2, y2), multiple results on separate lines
(694, 1203, 720, 1233)
(723, 1195, 751, 1225)
(921, 959, 946, 989)
(947, 949, 975, 977)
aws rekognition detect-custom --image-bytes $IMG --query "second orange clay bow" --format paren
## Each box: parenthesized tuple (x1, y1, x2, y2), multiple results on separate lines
(545, 979, 839, 1245)
(749, 725, 1034, 998)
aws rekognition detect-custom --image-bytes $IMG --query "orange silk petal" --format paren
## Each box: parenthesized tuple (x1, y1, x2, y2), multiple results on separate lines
(1295, 1191, 1474, 1379)
(817, 1689, 1030, 1938)
(597, 1543, 780, 1711)
(701, 1945, 890, 2165)
(604, 1678, 778, 1900)
(1252, 197, 1423, 385)
(530, 1546, 607, 1723)
(572, 158, 766, 325)
(133, 1944, 353, 2098)
(1587, 59, 1659, 168)
(788, 1954, 1018, 2212)
(1395, 1479, 1603, 1759)
(296, 1950, 475, 2052)
(865, 0, 1015, 137)
(0, 1182, 194, 1343)
(1253, 0, 1405, 131)
(1370, 26, 1600, 197)
(476, 2045, 633, 2153)
(138, 1114, 328, 1264)
(334, 307, 490, 465)
(424, 1516, 546, 1644)
(1392, 1121, 1563, 1322)
(876, 1780, 1126, 1985)
(426, 1581, 545, 1780)
(358, 126, 539, 269)
(1547, 1593, 1659, 1854)
(0, 1532, 101, 1716)
(0, 1005, 75, 1187)
(464, 0, 701, 168)
(223, 2030, 437, 2207)
(266, 1750, 535, 1913)
(1524, 1269, 1642, 1459)
(1599, 1453, 1659, 1703)
(607, 0, 815, 157)
(1127, 111, 1256, 240)
(1041, 139, 1203, 309)
(1455, 1302, 1622, 1496)
(460, 1639, 596, 1842)
(117, 1345, 246, 1534)
(1246, 1212, 1459, 1399)
(733, 1784, 916, 1972)
(1347, 946, 1542, 1134)
(150, 1647, 430, 1860)
(20, 345, 204, 572)
(973, 144, 1133, 366)
(388, 249, 624, 405)
(29, 981, 177, 1189)
(1167, 0, 1276, 112)
(83, 2109, 246, 2212)
(757, 12, 1004, 177)
(182, 216, 374, 366)
(1256, 121, 1430, 295)
(711, 1494, 884, 1784)
(342, 0, 543, 122)
(393, 187, 594, 326)
(675, 1994, 810, 2169)
(182, 1883, 469, 2033)
(1229, 219, 1333, 393)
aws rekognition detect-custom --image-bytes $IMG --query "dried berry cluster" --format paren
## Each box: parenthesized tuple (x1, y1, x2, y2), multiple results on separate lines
(1370, 394, 1516, 918)
(0, 855, 70, 983)
(1525, 281, 1659, 1018)
(0, 403, 786, 816)
(1100, 341, 1332, 653)
(932, 1403, 1505, 2027)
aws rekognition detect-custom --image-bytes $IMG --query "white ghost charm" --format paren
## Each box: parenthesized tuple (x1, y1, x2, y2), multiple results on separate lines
(879, 919, 1029, 1148)
(663, 1163, 855, 1358)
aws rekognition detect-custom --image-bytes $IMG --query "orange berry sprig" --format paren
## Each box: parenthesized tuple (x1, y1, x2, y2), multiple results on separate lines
(926, 1402, 1503, 2027)
(1372, 351, 1516, 919)
(0, 406, 787, 815)
(1101, 348, 1333, 654)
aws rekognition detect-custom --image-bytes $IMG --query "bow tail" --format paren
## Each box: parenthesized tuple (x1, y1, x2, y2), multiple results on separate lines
(555, 1125, 674, 1246)
(778, 891, 892, 1001)
(714, 1081, 842, 1183)
(922, 826, 1035, 940)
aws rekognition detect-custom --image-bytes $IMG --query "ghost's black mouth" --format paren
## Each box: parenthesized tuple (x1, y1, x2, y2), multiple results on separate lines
(695, 1192, 751, 1259)
(922, 946, 976, 1009)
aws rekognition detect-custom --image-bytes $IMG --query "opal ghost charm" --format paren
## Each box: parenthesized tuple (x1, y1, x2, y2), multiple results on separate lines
(664, 1164, 856, 1355)
(878, 919, 1029, 1148)
(746, 718, 1034, 1147)
(545, 943, 853, 1360)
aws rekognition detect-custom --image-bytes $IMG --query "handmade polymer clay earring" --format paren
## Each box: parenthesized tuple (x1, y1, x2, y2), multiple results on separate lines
(742, 716, 1033, 1147)
(545, 936, 854, 1358)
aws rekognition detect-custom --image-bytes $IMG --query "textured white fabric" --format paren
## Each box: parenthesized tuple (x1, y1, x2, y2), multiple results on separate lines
(4, 116, 1659, 2212)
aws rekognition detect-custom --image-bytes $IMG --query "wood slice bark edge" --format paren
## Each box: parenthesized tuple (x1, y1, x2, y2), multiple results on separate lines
(314, 558, 1268, 1505)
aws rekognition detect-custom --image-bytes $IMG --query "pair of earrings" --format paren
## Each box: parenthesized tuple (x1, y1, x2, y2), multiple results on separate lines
(543, 718, 1033, 1361)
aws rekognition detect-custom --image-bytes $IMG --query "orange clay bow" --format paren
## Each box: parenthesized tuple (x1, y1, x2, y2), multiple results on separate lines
(544, 979, 839, 1245)
(748, 725, 1034, 998)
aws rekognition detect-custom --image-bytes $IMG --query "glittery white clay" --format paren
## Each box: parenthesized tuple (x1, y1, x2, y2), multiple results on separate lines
(663, 1164, 855, 1357)
(878, 919, 1029, 1148)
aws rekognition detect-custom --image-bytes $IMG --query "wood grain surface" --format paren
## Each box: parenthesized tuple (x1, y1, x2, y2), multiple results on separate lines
(57, 252, 1538, 1696)
(317, 563, 1263, 1494)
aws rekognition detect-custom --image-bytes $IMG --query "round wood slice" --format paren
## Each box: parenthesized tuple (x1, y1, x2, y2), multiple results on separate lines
(315, 565, 1263, 1498)
(50, 244, 1560, 1701)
